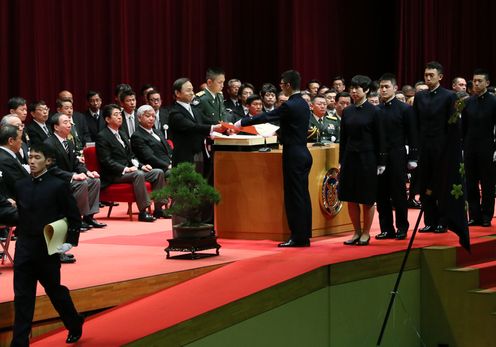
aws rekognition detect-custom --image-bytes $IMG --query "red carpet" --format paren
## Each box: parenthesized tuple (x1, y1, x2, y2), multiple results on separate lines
(27, 208, 496, 346)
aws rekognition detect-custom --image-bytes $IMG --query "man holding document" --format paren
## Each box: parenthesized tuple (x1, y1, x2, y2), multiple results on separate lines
(11, 143, 84, 346)
(234, 70, 313, 247)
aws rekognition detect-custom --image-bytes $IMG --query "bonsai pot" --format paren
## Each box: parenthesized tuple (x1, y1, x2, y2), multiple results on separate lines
(172, 223, 214, 239)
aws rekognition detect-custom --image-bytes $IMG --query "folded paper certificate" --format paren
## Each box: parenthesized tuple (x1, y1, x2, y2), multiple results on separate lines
(43, 218, 68, 255)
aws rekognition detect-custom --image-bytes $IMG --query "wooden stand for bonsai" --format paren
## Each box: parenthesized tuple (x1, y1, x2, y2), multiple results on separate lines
(165, 236, 221, 259)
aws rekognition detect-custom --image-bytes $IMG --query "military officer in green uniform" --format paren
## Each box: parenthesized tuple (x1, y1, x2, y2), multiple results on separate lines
(308, 95, 339, 143)
(195, 67, 234, 124)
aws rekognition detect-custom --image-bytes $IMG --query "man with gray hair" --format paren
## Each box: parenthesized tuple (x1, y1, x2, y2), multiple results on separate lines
(0, 114, 30, 167)
(131, 105, 172, 177)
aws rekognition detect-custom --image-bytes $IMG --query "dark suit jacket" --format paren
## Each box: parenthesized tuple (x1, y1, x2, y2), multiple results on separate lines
(0, 147, 30, 198)
(15, 171, 81, 245)
(71, 111, 92, 146)
(16, 142, 29, 165)
(131, 126, 172, 171)
(25, 121, 51, 146)
(95, 127, 142, 186)
(120, 110, 139, 138)
(168, 102, 211, 166)
(224, 98, 244, 120)
(44, 135, 88, 181)
(83, 110, 106, 142)
(461, 92, 496, 153)
(241, 93, 310, 146)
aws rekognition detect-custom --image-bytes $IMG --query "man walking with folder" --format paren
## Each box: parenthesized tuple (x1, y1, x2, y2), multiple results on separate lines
(11, 143, 84, 346)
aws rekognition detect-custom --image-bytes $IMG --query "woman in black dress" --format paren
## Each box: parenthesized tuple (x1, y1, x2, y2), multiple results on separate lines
(339, 75, 385, 245)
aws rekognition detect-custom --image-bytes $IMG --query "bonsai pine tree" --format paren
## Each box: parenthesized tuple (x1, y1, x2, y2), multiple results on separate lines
(151, 162, 220, 226)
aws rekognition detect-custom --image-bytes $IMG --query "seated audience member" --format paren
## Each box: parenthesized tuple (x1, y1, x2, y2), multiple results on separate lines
(246, 94, 264, 117)
(56, 98, 90, 155)
(131, 105, 172, 176)
(308, 95, 338, 143)
(301, 90, 312, 106)
(84, 90, 106, 142)
(114, 83, 133, 106)
(395, 91, 407, 103)
(119, 89, 139, 138)
(96, 104, 166, 221)
(452, 76, 467, 92)
(260, 83, 277, 113)
(146, 89, 170, 135)
(306, 79, 321, 98)
(224, 78, 244, 120)
(25, 100, 52, 146)
(275, 91, 289, 108)
(45, 112, 106, 231)
(0, 115, 29, 166)
(332, 76, 346, 93)
(367, 91, 380, 106)
(238, 83, 255, 116)
(318, 85, 330, 95)
(0, 124, 30, 199)
(7, 97, 29, 144)
(140, 84, 155, 106)
(323, 89, 337, 117)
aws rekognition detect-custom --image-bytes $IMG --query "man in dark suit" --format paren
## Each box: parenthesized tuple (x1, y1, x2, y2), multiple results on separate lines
(0, 125, 30, 199)
(260, 83, 277, 113)
(131, 105, 172, 175)
(25, 100, 52, 146)
(168, 78, 224, 176)
(224, 78, 244, 120)
(376, 73, 418, 240)
(45, 113, 106, 231)
(84, 90, 106, 142)
(0, 115, 30, 167)
(119, 89, 139, 138)
(56, 98, 91, 155)
(146, 89, 170, 136)
(96, 104, 166, 221)
(234, 70, 313, 247)
(11, 143, 84, 346)
(461, 69, 496, 227)
(414, 61, 457, 233)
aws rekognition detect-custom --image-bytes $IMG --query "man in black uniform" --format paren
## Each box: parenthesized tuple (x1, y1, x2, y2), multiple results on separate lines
(11, 143, 84, 346)
(414, 61, 457, 233)
(461, 69, 496, 227)
(234, 70, 313, 247)
(376, 73, 418, 240)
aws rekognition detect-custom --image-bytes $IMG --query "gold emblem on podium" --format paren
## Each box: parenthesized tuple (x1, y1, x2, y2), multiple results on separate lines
(320, 168, 342, 217)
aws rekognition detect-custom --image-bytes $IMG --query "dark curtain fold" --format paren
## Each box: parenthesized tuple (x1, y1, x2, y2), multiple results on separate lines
(1, 0, 495, 112)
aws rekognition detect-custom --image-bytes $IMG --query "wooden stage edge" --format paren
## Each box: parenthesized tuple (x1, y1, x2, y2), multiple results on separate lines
(0, 263, 226, 346)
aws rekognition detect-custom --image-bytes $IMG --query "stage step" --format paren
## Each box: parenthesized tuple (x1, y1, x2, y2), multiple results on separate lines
(456, 236, 496, 267)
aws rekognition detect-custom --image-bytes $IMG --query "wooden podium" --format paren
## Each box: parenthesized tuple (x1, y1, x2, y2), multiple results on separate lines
(213, 144, 353, 241)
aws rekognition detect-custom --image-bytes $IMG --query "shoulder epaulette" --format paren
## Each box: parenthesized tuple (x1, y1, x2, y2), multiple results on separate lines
(196, 90, 206, 97)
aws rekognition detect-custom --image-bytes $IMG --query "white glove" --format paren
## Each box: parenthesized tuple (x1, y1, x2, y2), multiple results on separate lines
(57, 243, 73, 254)
(493, 151, 496, 162)
(407, 161, 418, 170)
(377, 166, 386, 175)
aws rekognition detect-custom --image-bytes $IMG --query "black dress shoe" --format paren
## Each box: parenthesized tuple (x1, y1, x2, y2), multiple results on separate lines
(65, 253, 74, 259)
(396, 230, 408, 240)
(375, 232, 396, 240)
(83, 216, 107, 228)
(419, 225, 435, 233)
(138, 211, 156, 222)
(277, 239, 310, 247)
(468, 219, 481, 226)
(66, 315, 84, 343)
(153, 209, 172, 219)
(434, 225, 447, 233)
(481, 220, 492, 227)
(60, 253, 76, 264)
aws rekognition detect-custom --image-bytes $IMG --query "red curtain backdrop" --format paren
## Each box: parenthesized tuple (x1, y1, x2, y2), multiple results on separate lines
(1, 0, 495, 112)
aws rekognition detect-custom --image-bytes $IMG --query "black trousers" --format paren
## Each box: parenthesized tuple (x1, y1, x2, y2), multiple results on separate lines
(377, 148, 409, 233)
(282, 145, 313, 241)
(418, 145, 444, 227)
(465, 149, 495, 223)
(11, 237, 81, 347)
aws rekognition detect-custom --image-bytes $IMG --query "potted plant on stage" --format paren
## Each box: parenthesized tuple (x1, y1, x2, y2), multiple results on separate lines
(151, 162, 221, 259)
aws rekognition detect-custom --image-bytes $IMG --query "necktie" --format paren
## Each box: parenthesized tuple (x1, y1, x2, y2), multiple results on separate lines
(128, 116, 135, 134)
(42, 124, 50, 136)
(115, 132, 125, 147)
(150, 130, 161, 142)
(62, 140, 69, 153)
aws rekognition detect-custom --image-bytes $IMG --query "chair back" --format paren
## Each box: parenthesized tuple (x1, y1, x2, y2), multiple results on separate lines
(83, 146, 100, 172)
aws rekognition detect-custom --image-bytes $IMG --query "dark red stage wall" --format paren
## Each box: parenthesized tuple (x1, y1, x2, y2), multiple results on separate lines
(1, 0, 495, 111)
